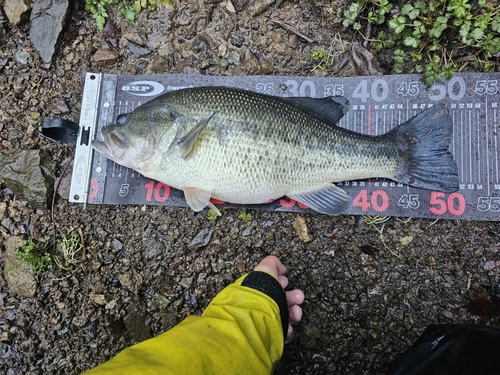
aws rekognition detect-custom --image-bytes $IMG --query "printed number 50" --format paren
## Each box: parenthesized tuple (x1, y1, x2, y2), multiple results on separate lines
(429, 192, 465, 216)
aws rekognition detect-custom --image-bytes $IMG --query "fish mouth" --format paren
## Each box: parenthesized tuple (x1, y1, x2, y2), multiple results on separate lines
(91, 126, 127, 161)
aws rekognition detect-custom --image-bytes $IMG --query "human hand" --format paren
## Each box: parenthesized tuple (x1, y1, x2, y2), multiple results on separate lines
(254, 255, 305, 343)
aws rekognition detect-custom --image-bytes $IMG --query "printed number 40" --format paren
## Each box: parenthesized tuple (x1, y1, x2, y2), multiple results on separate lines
(353, 190, 389, 212)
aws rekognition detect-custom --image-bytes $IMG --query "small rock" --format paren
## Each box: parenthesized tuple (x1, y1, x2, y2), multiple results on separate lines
(102, 20, 120, 49)
(89, 293, 107, 305)
(0, 202, 7, 218)
(14, 51, 30, 65)
(127, 43, 151, 56)
(4, 0, 32, 25)
(305, 325, 322, 339)
(3, 236, 38, 298)
(484, 260, 495, 271)
(123, 300, 151, 342)
(179, 277, 192, 289)
(112, 238, 123, 251)
(118, 271, 143, 294)
(400, 235, 413, 246)
(427, 255, 437, 266)
(0, 331, 14, 342)
(0, 149, 55, 210)
(105, 300, 118, 310)
(294, 215, 312, 243)
(29, 0, 70, 63)
(71, 314, 88, 328)
(350, 42, 383, 76)
(92, 49, 120, 65)
(188, 228, 214, 249)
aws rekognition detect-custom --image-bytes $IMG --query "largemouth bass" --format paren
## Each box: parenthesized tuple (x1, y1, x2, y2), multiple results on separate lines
(92, 86, 458, 215)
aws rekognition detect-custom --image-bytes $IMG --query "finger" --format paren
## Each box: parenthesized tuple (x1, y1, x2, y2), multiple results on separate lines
(285, 324, 294, 344)
(288, 304, 303, 325)
(278, 275, 288, 288)
(254, 255, 287, 279)
(286, 289, 305, 307)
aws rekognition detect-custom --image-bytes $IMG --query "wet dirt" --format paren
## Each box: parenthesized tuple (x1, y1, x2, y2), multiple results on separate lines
(1, 1, 500, 374)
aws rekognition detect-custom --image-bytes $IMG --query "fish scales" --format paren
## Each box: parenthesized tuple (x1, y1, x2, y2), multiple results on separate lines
(92, 86, 458, 215)
(152, 88, 400, 196)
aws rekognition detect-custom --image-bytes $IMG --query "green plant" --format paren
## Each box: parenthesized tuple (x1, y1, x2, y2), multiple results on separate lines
(55, 230, 84, 272)
(311, 33, 351, 70)
(342, 0, 500, 85)
(206, 209, 219, 220)
(238, 210, 253, 223)
(85, 0, 175, 31)
(15, 239, 53, 280)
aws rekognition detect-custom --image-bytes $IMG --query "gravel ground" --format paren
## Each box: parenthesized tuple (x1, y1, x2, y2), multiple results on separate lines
(1, 1, 500, 374)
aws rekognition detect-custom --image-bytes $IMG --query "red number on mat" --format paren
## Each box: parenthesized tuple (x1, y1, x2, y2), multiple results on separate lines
(430, 192, 465, 216)
(144, 181, 171, 202)
(353, 190, 388, 212)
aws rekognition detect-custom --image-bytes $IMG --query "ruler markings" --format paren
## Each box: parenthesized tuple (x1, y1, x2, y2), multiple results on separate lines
(72, 73, 500, 220)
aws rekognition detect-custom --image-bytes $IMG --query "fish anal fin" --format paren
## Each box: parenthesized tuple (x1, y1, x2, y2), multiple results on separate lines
(177, 112, 217, 158)
(184, 187, 213, 212)
(288, 184, 350, 216)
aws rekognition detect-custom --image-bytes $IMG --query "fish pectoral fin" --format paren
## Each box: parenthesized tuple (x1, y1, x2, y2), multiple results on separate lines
(184, 187, 214, 213)
(177, 112, 217, 159)
(288, 184, 350, 216)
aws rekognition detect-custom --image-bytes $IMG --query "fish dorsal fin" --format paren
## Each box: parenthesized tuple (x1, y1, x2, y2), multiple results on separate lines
(288, 183, 350, 215)
(282, 96, 350, 125)
(184, 187, 213, 212)
(177, 112, 217, 158)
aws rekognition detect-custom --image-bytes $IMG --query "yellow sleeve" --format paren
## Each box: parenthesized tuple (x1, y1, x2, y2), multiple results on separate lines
(82, 271, 288, 375)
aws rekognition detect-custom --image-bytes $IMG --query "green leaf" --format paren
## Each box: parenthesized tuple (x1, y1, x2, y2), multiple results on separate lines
(401, 4, 414, 15)
(414, 0, 426, 11)
(484, 37, 500, 55)
(470, 27, 484, 41)
(474, 14, 490, 30)
(389, 16, 406, 34)
(402, 4, 420, 20)
(96, 15, 105, 30)
(492, 16, 500, 32)
(459, 23, 470, 37)
(425, 75, 436, 86)
(411, 51, 423, 61)
(157, 0, 175, 10)
(125, 8, 136, 22)
(429, 17, 448, 38)
(403, 36, 419, 48)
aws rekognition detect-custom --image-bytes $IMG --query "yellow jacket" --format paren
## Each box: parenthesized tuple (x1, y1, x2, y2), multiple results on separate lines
(83, 271, 288, 375)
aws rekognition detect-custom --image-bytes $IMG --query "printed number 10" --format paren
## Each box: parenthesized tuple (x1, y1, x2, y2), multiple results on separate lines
(144, 181, 171, 202)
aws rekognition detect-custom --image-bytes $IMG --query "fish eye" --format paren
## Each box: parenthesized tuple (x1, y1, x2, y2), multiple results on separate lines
(116, 113, 128, 124)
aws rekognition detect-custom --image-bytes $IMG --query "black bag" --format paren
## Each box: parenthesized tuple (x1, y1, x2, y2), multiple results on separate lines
(386, 324, 500, 375)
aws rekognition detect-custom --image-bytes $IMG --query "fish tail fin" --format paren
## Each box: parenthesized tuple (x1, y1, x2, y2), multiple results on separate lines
(387, 104, 459, 193)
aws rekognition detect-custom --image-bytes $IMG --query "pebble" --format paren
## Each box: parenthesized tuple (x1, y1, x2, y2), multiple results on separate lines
(92, 49, 119, 65)
(15, 51, 30, 65)
(293, 215, 312, 243)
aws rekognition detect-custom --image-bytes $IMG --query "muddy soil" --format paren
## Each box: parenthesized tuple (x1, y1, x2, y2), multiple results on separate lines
(1, 1, 499, 374)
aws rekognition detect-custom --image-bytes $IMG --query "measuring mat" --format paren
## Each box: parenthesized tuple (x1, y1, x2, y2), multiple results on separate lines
(70, 73, 500, 221)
